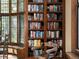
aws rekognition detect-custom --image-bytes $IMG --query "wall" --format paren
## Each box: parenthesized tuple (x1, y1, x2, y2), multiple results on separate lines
(65, 0, 71, 52)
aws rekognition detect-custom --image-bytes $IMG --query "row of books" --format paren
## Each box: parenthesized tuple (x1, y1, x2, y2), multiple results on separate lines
(48, 5, 62, 12)
(47, 13, 57, 20)
(28, 40, 42, 48)
(33, 49, 43, 56)
(45, 40, 62, 47)
(28, 5, 43, 12)
(48, 22, 60, 29)
(28, 13, 43, 21)
(47, 31, 60, 38)
(47, 0, 59, 3)
(28, 40, 62, 48)
(30, 31, 44, 38)
(29, 22, 43, 29)
(33, 0, 44, 3)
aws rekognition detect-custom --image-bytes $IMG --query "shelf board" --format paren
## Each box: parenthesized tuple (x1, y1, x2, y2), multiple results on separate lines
(29, 38, 44, 39)
(47, 38, 62, 40)
(28, 11, 44, 13)
(28, 46, 43, 49)
(47, 2, 62, 5)
(47, 20, 63, 22)
(29, 28, 44, 31)
(47, 29, 62, 31)
(28, 2, 44, 5)
(47, 11, 62, 13)
(28, 20, 44, 22)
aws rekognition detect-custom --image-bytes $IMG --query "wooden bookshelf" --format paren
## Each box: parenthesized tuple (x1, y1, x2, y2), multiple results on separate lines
(24, 0, 65, 59)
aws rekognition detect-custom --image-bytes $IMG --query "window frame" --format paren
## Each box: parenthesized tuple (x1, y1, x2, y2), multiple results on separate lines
(0, 0, 24, 46)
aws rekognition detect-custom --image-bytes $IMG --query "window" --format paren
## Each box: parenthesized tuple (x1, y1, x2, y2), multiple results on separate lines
(1, 0, 9, 13)
(0, 0, 24, 46)
(11, 16, 17, 43)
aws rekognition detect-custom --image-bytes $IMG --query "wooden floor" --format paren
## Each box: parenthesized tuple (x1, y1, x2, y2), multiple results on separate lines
(0, 54, 17, 59)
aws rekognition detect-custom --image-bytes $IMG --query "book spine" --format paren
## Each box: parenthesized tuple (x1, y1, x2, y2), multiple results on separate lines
(28, 5, 31, 12)
(51, 31, 55, 38)
(56, 31, 59, 38)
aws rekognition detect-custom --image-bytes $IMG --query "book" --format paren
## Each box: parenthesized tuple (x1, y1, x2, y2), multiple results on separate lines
(37, 40, 41, 48)
(28, 5, 31, 12)
(39, 14, 43, 21)
(36, 31, 40, 38)
(53, 22, 59, 29)
(34, 40, 38, 47)
(56, 31, 59, 38)
(51, 31, 55, 38)
(30, 31, 35, 38)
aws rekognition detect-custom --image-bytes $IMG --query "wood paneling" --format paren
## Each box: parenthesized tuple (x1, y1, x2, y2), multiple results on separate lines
(71, 0, 77, 51)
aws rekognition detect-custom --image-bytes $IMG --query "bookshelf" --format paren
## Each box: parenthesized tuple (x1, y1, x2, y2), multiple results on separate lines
(24, 0, 65, 59)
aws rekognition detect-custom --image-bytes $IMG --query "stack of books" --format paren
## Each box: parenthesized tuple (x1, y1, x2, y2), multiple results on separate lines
(28, 5, 44, 12)
(47, 0, 58, 3)
(33, 0, 44, 3)
(30, 22, 41, 29)
(47, 31, 60, 39)
(28, 40, 42, 48)
(47, 13, 57, 20)
(30, 31, 44, 38)
(33, 49, 43, 57)
(34, 13, 43, 20)
(48, 22, 59, 29)
(48, 5, 61, 12)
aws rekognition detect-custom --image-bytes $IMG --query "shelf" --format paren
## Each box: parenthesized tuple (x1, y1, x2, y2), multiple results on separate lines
(47, 20, 63, 22)
(29, 38, 44, 39)
(28, 2, 44, 5)
(47, 38, 62, 40)
(28, 46, 43, 49)
(28, 20, 44, 22)
(27, 0, 65, 58)
(47, 2, 62, 5)
(47, 11, 62, 13)
(29, 29, 44, 31)
(28, 11, 44, 13)
(48, 28, 62, 31)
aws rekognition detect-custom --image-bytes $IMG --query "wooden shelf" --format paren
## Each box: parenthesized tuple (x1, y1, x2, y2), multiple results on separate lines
(28, 20, 44, 22)
(47, 2, 62, 5)
(28, 11, 44, 13)
(47, 20, 63, 22)
(29, 28, 44, 30)
(47, 29, 62, 31)
(47, 11, 62, 13)
(29, 38, 44, 39)
(28, 2, 44, 5)
(26, 0, 65, 58)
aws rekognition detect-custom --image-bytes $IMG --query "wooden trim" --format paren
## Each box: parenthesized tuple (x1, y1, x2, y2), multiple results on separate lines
(24, 0, 28, 58)
(71, 0, 77, 51)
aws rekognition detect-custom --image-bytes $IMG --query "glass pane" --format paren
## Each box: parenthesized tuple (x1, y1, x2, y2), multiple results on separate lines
(2, 16, 9, 42)
(1, 0, 9, 3)
(0, 17, 2, 32)
(1, 3, 9, 13)
(11, 0, 17, 3)
(11, 3, 17, 13)
(19, 0, 24, 12)
(11, 16, 17, 43)
(19, 15, 24, 44)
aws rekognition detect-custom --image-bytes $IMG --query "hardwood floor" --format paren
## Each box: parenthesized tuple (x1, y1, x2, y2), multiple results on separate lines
(0, 54, 17, 59)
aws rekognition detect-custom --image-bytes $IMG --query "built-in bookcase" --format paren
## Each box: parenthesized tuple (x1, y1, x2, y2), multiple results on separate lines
(26, 0, 65, 58)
